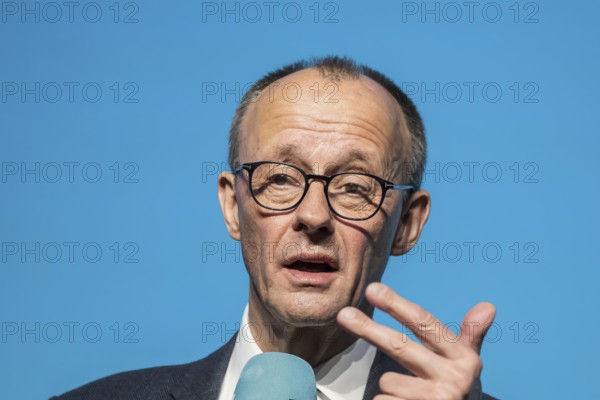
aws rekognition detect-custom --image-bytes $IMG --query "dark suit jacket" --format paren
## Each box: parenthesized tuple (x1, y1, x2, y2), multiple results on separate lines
(51, 335, 497, 400)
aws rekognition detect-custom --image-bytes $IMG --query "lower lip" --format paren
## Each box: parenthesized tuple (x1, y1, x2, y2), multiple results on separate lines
(284, 267, 338, 285)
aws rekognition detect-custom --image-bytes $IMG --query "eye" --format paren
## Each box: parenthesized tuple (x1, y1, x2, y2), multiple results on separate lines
(329, 174, 377, 198)
(343, 182, 364, 194)
(269, 174, 294, 185)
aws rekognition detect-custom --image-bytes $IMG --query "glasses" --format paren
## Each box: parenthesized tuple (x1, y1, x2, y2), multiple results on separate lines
(234, 161, 413, 221)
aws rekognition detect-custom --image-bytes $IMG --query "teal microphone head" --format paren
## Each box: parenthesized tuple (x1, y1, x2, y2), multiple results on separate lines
(233, 352, 317, 400)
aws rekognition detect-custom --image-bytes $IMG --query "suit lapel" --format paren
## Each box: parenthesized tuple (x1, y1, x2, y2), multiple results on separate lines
(170, 334, 237, 400)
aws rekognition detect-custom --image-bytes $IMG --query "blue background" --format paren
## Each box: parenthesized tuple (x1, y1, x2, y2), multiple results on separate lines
(1, 1, 598, 399)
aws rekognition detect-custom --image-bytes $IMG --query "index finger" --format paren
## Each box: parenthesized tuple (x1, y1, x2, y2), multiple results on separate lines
(337, 306, 442, 379)
(365, 282, 466, 359)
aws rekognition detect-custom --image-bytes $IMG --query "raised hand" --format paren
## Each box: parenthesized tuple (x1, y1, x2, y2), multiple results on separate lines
(337, 282, 496, 400)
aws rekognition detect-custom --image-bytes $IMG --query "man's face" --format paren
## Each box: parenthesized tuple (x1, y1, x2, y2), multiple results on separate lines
(223, 69, 414, 327)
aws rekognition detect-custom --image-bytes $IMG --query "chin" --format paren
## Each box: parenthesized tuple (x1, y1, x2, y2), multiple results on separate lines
(269, 292, 348, 327)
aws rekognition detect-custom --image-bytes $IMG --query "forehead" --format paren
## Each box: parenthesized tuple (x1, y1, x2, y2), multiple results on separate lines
(239, 68, 409, 173)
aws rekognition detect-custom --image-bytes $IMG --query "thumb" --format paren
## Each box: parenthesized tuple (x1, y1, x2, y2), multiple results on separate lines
(458, 302, 496, 354)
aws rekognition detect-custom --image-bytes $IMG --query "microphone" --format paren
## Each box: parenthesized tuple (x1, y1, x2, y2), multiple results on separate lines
(233, 352, 317, 400)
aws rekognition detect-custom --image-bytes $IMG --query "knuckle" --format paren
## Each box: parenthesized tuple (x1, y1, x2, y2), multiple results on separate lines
(462, 352, 484, 374)
(414, 305, 436, 327)
(388, 332, 410, 356)
(445, 367, 474, 396)
(439, 363, 472, 394)
(455, 376, 474, 395)
(471, 356, 483, 375)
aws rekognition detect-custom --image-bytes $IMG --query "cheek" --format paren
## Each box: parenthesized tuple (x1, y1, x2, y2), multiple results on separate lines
(337, 231, 373, 285)
(348, 220, 395, 280)
(243, 215, 288, 247)
(237, 198, 265, 271)
(237, 186, 270, 239)
(238, 205, 289, 270)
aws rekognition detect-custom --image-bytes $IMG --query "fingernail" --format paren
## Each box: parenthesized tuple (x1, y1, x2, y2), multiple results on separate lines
(340, 307, 357, 320)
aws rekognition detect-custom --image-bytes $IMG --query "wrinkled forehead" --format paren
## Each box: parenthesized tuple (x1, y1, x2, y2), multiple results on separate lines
(240, 68, 411, 176)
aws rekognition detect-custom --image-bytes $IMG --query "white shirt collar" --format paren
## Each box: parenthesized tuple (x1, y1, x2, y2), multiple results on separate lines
(217, 305, 377, 400)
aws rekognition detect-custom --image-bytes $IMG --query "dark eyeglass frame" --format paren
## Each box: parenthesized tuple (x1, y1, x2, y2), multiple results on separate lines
(234, 161, 413, 221)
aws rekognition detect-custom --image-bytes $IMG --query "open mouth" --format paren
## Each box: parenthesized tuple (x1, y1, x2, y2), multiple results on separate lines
(285, 260, 336, 273)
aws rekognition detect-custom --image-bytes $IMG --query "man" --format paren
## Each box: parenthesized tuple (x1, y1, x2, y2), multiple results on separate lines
(52, 56, 497, 400)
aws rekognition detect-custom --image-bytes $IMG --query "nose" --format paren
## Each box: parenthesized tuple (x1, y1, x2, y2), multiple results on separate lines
(292, 179, 334, 236)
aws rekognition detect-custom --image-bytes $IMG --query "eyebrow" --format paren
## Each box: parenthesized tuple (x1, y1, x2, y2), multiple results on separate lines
(271, 143, 378, 174)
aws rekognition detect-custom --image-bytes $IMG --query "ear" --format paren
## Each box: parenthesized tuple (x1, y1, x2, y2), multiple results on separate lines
(391, 189, 431, 256)
(217, 171, 241, 241)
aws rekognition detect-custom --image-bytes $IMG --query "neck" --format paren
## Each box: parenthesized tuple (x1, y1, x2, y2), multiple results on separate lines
(247, 288, 374, 367)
